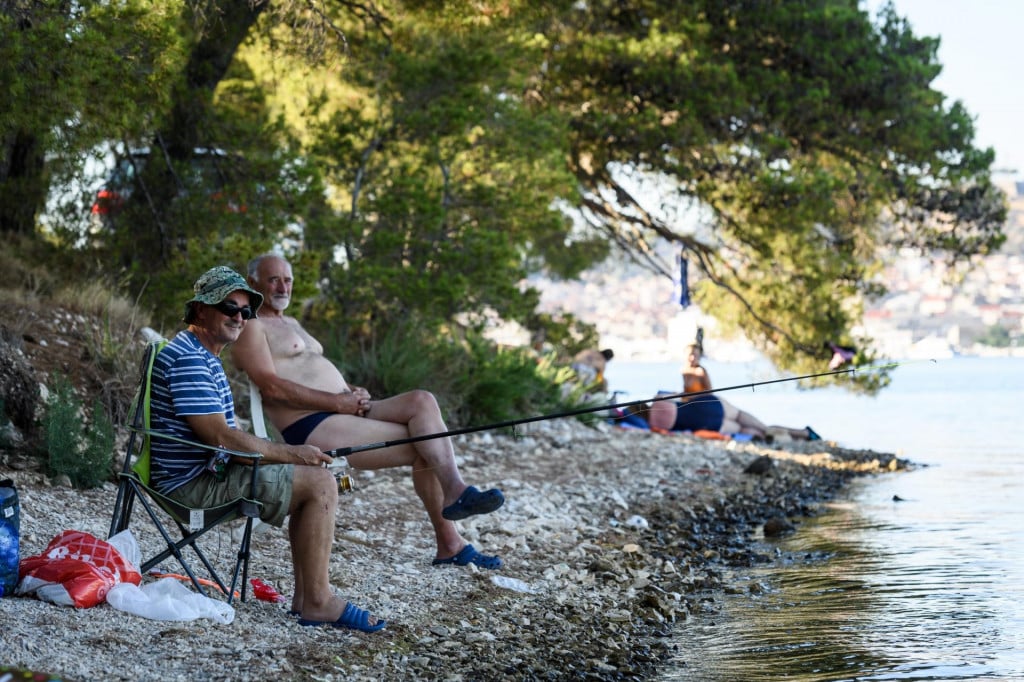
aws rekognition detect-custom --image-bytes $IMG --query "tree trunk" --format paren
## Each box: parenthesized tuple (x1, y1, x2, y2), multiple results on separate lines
(131, 0, 269, 262)
(165, 0, 269, 155)
(0, 131, 46, 236)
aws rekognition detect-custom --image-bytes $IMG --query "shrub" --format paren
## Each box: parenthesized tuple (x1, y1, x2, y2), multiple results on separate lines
(44, 375, 114, 488)
(326, 318, 595, 433)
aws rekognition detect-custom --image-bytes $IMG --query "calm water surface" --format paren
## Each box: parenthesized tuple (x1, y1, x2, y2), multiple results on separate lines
(605, 356, 1024, 681)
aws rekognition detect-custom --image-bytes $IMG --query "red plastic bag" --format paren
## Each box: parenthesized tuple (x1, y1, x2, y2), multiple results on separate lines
(18, 530, 142, 608)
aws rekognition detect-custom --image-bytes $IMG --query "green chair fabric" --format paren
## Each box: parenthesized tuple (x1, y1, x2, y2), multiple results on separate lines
(108, 340, 263, 604)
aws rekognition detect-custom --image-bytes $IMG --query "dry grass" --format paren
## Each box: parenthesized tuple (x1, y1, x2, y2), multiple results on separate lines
(1, 240, 153, 426)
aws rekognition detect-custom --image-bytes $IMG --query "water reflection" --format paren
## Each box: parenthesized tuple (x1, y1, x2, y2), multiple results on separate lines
(662, 487, 1023, 681)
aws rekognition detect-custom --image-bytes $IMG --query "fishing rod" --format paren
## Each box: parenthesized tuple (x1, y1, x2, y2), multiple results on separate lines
(325, 360, 910, 459)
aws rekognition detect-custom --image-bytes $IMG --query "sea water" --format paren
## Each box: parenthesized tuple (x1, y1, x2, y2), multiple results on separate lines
(604, 355, 1024, 681)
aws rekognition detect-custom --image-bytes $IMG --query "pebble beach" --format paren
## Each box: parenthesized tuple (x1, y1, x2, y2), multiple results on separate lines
(0, 418, 910, 681)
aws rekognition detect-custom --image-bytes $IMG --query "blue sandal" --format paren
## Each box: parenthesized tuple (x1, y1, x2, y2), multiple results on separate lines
(298, 602, 386, 633)
(442, 486, 505, 520)
(433, 543, 503, 570)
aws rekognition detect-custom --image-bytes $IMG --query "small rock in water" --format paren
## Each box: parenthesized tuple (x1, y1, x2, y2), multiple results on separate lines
(763, 516, 795, 537)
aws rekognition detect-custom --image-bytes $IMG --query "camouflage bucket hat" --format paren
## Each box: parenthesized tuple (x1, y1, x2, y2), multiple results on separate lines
(187, 265, 264, 312)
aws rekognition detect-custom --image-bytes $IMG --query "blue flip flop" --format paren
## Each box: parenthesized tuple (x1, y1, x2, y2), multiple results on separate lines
(432, 543, 503, 570)
(441, 486, 505, 521)
(297, 602, 386, 633)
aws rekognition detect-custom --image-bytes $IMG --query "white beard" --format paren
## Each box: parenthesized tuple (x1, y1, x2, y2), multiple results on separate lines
(268, 295, 291, 311)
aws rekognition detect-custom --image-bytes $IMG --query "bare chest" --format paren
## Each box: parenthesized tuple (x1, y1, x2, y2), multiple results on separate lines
(264, 318, 323, 359)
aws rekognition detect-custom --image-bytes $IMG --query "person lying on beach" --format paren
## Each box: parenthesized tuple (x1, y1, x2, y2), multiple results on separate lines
(647, 341, 821, 441)
(230, 254, 505, 571)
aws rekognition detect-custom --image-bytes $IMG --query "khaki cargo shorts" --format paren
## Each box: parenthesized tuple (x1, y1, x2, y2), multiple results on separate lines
(170, 463, 294, 527)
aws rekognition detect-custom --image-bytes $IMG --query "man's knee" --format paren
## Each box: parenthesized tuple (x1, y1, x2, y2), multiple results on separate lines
(293, 466, 338, 499)
(405, 389, 440, 413)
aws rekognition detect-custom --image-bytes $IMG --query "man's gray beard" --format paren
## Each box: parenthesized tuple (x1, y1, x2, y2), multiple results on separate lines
(269, 295, 290, 312)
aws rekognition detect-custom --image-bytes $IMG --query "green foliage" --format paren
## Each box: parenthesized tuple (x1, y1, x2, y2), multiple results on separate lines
(524, 0, 1005, 390)
(323, 316, 587, 432)
(44, 375, 114, 489)
(329, 316, 461, 403)
(525, 310, 601, 360)
(450, 337, 568, 431)
(282, 1, 588, 344)
(976, 324, 1013, 348)
(4, 0, 1010, 399)
(3, 0, 186, 235)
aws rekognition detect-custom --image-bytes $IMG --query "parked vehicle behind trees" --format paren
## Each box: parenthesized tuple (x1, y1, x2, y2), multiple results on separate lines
(89, 147, 248, 232)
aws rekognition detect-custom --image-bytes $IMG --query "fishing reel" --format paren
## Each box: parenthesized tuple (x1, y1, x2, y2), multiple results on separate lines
(331, 456, 354, 494)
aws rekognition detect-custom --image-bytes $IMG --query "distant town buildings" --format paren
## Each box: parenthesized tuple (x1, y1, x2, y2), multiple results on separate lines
(535, 181, 1024, 361)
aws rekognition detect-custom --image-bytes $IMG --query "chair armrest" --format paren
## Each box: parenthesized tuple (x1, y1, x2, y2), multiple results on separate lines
(132, 426, 263, 463)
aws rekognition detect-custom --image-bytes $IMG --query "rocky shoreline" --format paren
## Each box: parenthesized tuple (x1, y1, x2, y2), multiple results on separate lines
(0, 419, 910, 681)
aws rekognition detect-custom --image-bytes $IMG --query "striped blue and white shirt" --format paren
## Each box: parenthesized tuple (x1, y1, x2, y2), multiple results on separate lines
(149, 330, 237, 494)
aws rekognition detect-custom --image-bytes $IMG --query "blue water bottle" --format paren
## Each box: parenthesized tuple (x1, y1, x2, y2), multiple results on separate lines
(0, 478, 19, 597)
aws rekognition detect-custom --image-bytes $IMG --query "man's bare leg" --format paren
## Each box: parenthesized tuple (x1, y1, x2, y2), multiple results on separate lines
(288, 519, 303, 614)
(412, 456, 468, 559)
(721, 399, 770, 434)
(767, 425, 815, 440)
(287, 465, 381, 626)
(303, 391, 500, 560)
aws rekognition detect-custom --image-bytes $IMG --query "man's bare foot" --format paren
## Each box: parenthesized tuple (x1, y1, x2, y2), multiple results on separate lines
(297, 596, 386, 632)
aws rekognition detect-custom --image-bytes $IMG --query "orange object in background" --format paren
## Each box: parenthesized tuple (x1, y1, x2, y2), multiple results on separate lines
(692, 430, 730, 441)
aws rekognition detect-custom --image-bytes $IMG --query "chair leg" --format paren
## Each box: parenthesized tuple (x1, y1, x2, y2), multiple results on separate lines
(108, 484, 137, 538)
(182, 528, 232, 598)
(229, 516, 254, 605)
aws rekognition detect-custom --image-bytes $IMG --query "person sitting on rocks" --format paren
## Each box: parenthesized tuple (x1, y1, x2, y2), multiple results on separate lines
(149, 265, 385, 632)
(570, 347, 614, 392)
(230, 254, 505, 571)
(647, 341, 821, 441)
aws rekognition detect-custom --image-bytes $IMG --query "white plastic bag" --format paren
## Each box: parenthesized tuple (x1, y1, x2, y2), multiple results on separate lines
(106, 529, 141, 572)
(106, 577, 235, 624)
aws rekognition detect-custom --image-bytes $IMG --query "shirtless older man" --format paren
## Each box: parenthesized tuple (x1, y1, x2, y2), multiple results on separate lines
(230, 254, 504, 569)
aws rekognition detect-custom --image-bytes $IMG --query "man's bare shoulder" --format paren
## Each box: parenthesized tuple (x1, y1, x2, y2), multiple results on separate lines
(258, 314, 307, 336)
(231, 317, 266, 362)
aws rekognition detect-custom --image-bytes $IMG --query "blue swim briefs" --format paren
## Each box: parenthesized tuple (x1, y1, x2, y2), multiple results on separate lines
(280, 411, 333, 445)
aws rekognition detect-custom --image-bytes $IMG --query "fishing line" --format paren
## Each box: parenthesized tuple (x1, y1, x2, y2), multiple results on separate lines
(325, 359, 923, 459)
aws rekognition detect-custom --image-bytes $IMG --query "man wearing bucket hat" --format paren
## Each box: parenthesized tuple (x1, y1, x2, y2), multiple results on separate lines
(148, 265, 386, 632)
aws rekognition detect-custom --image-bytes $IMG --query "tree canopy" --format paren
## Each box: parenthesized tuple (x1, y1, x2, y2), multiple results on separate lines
(0, 0, 1007, 393)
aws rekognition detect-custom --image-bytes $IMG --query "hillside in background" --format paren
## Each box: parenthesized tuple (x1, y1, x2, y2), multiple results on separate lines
(536, 184, 1024, 362)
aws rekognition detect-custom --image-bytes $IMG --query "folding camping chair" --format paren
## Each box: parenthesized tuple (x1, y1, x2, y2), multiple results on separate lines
(108, 340, 263, 604)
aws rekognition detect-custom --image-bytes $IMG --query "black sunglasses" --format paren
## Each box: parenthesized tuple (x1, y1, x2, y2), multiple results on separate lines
(212, 300, 256, 320)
